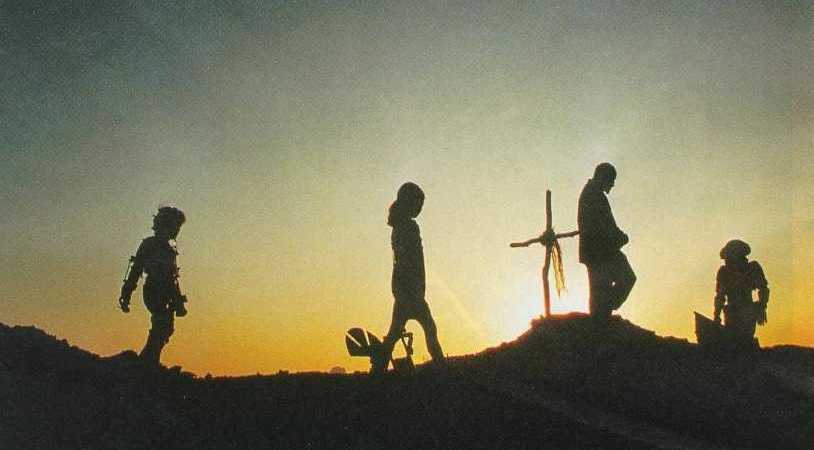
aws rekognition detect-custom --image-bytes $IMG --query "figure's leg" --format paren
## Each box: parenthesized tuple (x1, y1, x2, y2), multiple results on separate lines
(746, 313, 758, 348)
(724, 303, 752, 350)
(140, 330, 160, 364)
(413, 300, 445, 362)
(587, 263, 612, 324)
(727, 305, 757, 349)
(140, 289, 175, 365)
(372, 302, 408, 374)
(746, 304, 757, 341)
(141, 311, 174, 365)
(140, 310, 174, 365)
(609, 253, 636, 310)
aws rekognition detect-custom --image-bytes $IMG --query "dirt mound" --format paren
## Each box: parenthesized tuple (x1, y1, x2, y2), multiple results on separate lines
(1, 316, 812, 449)
(0, 323, 195, 449)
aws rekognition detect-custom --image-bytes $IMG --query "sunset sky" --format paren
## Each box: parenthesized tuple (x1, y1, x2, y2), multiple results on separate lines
(1, 1, 811, 375)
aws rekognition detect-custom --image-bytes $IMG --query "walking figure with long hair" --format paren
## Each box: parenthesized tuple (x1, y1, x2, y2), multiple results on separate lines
(372, 182, 445, 374)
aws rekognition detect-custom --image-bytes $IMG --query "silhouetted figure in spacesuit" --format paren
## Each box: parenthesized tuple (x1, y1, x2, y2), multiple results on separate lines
(118, 206, 189, 365)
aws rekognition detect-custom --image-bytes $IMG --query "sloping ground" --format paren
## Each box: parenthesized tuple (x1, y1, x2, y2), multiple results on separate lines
(459, 314, 814, 449)
(1, 315, 813, 449)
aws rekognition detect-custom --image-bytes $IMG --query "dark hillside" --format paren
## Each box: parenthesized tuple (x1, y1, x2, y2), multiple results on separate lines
(1, 315, 812, 449)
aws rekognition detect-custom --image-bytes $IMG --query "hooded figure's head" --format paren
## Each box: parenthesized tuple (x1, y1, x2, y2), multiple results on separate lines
(387, 182, 424, 226)
(593, 162, 617, 193)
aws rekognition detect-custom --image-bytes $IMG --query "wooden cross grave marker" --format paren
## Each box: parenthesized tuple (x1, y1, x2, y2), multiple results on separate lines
(510, 190, 579, 317)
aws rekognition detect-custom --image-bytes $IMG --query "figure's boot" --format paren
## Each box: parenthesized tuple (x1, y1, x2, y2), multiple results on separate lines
(370, 343, 389, 375)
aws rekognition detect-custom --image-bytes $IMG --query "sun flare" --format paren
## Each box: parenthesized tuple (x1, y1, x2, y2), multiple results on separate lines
(550, 282, 590, 315)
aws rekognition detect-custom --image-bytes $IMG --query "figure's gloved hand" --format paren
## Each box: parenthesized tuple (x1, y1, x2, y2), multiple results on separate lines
(119, 281, 135, 309)
(118, 296, 130, 313)
(172, 295, 188, 317)
(713, 297, 724, 325)
(755, 303, 768, 326)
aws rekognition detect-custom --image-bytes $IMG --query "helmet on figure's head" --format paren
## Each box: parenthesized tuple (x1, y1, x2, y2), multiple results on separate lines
(720, 239, 751, 260)
(153, 206, 186, 236)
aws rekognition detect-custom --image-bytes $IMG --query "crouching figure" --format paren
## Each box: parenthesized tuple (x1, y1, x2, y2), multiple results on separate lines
(714, 239, 769, 349)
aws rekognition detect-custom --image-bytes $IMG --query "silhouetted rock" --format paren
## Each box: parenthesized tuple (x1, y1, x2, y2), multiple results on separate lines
(1, 316, 812, 449)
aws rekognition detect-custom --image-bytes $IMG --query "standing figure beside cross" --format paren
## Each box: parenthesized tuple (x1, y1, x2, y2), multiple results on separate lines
(578, 162, 636, 324)
(511, 162, 636, 323)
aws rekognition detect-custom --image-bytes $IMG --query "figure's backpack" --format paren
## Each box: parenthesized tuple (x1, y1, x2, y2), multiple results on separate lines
(345, 327, 414, 374)
(694, 311, 759, 351)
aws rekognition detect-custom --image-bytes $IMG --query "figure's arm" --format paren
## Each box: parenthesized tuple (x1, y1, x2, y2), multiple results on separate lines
(169, 279, 188, 316)
(392, 224, 425, 298)
(603, 202, 628, 249)
(584, 192, 627, 251)
(713, 294, 725, 323)
(714, 268, 725, 323)
(758, 286, 770, 305)
(118, 242, 147, 312)
(578, 193, 601, 241)
(751, 262, 770, 305)
(614, 228, 629, 248)
(754, 285, 770, 326)
(752, 262, 770, 325)
(171, 276, 185, 304)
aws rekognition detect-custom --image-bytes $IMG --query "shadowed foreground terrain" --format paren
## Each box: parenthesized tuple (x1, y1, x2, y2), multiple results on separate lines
(2, 314, 813, 449)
